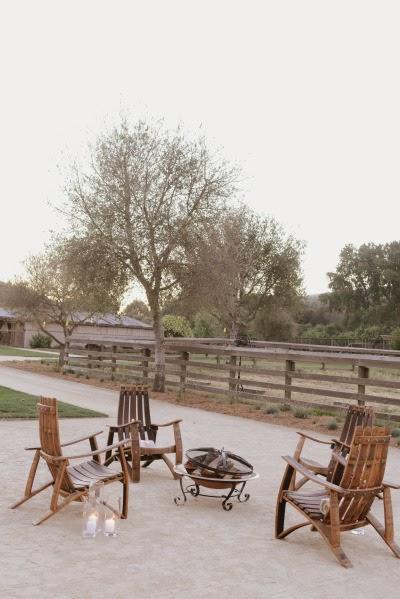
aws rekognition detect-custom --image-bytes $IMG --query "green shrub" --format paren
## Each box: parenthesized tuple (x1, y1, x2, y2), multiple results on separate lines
(279, 404, 291, 412)
(294, 408, 309, 419)
(193, 311, 223, 338)
(265, 405, 279, 415)
(162, 314, 193, 337)
(391, 428, 400, 438)
(390, 328, 400, 350)
(30, 333, 52, 348)
(311, 408, 336, 417)
(327, 419, 338, 430)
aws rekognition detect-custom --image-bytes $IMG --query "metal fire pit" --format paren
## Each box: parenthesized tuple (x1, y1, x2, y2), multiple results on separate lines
(173, 447, 259, 511)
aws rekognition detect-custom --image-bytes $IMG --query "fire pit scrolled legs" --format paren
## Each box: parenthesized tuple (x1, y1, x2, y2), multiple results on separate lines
(174, 476, 251, 511)
(236, 481, 250, 503)
(174, 476, 188, 505)
(221, 484, 236, 511)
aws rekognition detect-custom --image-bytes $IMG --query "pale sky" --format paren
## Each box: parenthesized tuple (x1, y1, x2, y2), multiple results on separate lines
(1, 1, 399, 295)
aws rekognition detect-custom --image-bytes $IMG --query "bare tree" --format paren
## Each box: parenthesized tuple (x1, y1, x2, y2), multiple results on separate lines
(64, 119, 237, 391)
(182, 205, 304, 338)
(5, 237, 125, 367)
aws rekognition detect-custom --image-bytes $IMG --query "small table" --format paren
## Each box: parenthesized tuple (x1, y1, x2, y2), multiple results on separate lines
(173, 464, 260, 511)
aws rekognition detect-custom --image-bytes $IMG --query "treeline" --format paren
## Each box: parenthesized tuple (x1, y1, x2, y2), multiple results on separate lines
(124, 241, 400, 348)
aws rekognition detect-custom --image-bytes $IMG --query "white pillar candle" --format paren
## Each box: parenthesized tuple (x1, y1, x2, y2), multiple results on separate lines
(104, 517, 115, 535)
(86, 514, 98, 535)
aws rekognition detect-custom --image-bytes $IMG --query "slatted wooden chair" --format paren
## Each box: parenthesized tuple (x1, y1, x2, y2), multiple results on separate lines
(276, 425, 400, 567)
(292, 405, 374, 489)
(105, 385, 183, 481)
(10, 397, 132, 525)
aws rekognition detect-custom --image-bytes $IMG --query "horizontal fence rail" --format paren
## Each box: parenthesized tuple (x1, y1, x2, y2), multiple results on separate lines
(64, 337, 400, 422)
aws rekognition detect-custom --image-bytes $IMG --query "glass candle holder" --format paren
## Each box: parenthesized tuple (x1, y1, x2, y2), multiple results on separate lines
(82, 498, 101, 538)
(82, 481, 104, 538)
(102, 497, 121, 538)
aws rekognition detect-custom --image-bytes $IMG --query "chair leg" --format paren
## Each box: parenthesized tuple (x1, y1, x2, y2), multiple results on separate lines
(118, 446, 129, 519)
(33, 490, 84, 526)
(173, 423, 183, 465)
(10, 450, 53, 509)
(275, 464, 295, 538)
(142, 459, 155, 468)
(161, 454, 179, 479)
(368, 508, 400, 559)
(121, 480, 129, 519)
(312, 520, 353, 568)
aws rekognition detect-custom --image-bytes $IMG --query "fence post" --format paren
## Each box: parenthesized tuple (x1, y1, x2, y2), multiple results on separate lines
(357, 365, 369, 405)
(87, 346, 92, 378)
(229, 354, 237, 400)
(285, 360, 295, 403)
(179, 351, 189, 400)
(111, 345, 117, 381)
(142, 348, 151, 384)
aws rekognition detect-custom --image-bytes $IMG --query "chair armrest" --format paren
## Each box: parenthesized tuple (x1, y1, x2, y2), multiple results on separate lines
(383, 480, 400, 490)
(282, 455, 346, 493)
(150, 419, 183, 428)
(296, 432, 332, 445)
(283, 455, 382, 496)
(24, 446, 41, 451)
(107, 421, 139, 432)
(41, 439, 131, 462)
(60, 431, 103, 447)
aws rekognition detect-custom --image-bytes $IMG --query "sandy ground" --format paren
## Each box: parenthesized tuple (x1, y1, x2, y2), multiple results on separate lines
(1, 365, 400, 598)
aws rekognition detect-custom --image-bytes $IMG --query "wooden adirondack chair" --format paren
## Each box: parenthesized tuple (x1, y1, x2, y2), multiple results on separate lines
(105, 385, 183, 481)
(276, 425, 400, 567)
(293, 405, 374, 489)
(10, 397, 132, 525)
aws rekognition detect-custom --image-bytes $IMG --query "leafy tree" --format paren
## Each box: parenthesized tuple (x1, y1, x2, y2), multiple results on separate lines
(251, 304, 297, 340)
(193, 311, 224, 338)
(390, 328, 400, 350)
(162, 314, 193, 337)
(182, 204, 304, 337)
(123, 299, 152, 323)
(64, 118, 237, 390)
(326, 242, 400, 327)
(4, 237, 124, 366)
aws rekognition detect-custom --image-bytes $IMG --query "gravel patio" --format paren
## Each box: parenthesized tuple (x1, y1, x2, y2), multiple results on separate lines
(1, 365, 400, 599)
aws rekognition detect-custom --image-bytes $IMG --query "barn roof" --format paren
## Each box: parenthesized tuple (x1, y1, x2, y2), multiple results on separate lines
(0, 308, 152, 329)
(0, 308, 17, 319)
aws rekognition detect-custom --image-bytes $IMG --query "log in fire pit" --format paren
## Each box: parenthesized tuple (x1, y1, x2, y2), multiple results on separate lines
(174, 447, 259, 510)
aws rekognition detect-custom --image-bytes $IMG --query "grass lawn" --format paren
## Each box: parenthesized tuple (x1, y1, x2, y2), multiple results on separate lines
(0, 345, 58, 359)
(0, 385, 107, 418)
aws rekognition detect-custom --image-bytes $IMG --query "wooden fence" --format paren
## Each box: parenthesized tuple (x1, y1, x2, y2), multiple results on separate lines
(64, 337, 400, 421)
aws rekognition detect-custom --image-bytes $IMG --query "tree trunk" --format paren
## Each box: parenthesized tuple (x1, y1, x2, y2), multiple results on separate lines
(230, 320, 239, 340)
(152, 309, 165, 392)
(57, 345, 65, 371)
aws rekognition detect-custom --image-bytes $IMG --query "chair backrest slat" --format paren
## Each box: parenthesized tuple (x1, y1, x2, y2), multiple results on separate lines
(118, 385, 152, 441)
(340, 405, 374, 446)
(327, 426, 390, 525)
(37, 397, 74, 493)
(327, 405, 375, 485)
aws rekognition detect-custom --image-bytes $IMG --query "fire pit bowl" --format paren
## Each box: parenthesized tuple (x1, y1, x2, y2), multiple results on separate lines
(184, 447, 253, 489)
(174, 447, 259, 510)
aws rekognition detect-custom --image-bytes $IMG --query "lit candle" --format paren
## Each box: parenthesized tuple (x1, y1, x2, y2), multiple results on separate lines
(104, 516, 115, 535)
(86, 514, 98, 535)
